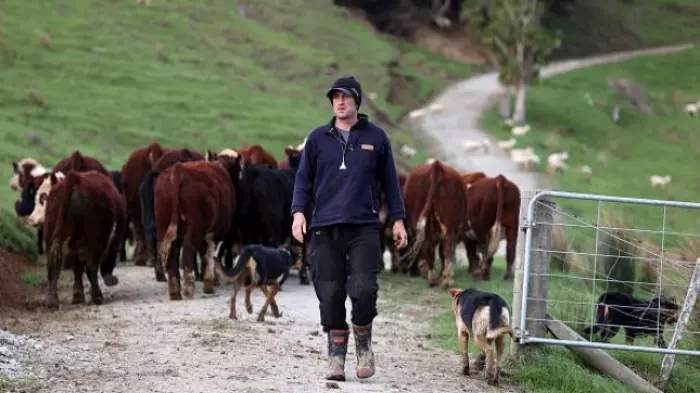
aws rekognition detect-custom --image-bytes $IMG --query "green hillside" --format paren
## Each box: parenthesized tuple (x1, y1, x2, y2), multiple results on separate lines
(546, 0, 700, 59)
(0, 0, 477, 213)
(484, 47, 700, 248)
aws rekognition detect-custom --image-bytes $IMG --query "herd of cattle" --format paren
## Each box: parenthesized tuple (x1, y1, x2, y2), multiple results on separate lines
(8, 140, 521, 308)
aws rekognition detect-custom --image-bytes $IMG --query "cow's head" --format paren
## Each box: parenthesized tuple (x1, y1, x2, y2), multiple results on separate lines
(284, 146, 303, 170)
(10, 158, 48, 192)
(28, 171, 65, 228)
(212, 153, 244, 183)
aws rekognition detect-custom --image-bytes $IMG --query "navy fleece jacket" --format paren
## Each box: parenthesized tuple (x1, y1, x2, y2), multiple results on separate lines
(290, 114, 406, 229)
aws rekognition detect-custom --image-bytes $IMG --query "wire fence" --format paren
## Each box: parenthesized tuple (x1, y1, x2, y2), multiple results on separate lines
(516, 190, 700, 356)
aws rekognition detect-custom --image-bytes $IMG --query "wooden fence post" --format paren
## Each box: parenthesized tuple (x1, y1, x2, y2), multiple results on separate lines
(513, 191, 555, 354)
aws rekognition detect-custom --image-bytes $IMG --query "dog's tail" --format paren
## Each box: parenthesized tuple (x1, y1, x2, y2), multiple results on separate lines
(214, 246, 253, 282)
(486, 297, 514, 339)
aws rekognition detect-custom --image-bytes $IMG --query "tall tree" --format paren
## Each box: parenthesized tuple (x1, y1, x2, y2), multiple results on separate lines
(465, 0, 561, 122)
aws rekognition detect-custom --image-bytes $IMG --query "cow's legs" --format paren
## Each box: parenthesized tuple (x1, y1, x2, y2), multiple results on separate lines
(201, 233, 217, 294)
(503, 223, 517, 280)
(465, 239, 481, 279)
(71, 256, 86, 304)
(131, 217, 150, 266)
(481, 256, 495, 281)
(100, 219, 123, 287)
(86, 258, 104, 306)
(180, 239, 198, 299)
(154, 236, 177, 283)
(440, 234, 457, 289)
(437, 242, 446, 278)
(423, 241, 439, 286)
(46, 242, 64, 310)
(164, 239, 183, 300)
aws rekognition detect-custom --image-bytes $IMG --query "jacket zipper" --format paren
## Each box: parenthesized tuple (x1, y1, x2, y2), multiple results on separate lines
(331, 127, 349, 170)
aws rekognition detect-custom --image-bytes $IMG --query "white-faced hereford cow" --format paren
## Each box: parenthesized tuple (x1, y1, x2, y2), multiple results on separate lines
(43, 171, 127, 310)
(402, 161, 467, 289)
(16, 152, 110, 257)
(10, 158, 51, 253)
(462, 174, 521, 281)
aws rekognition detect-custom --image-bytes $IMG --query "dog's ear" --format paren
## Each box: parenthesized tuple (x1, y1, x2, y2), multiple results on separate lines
(448, 288, 462, 298)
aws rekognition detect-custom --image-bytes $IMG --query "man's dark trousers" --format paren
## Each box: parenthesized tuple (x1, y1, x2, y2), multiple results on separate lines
(310, 223, 380, 331)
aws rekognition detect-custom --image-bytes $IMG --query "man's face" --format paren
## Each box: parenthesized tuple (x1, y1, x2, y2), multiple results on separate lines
(331, 90, 357, 120)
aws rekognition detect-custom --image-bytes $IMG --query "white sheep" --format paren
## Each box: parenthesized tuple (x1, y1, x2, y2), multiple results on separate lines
(496, 138, 516, 151)
(399, 144, 417, 159)
(462, 138, 490, 153)
(650, 175, 671, 188)
(511, 124, 531, 136)
(683, 103, 698, 116)
(428, 102, 444, 113)
(408, 108, 428, 119)
(547, 152, 569, 174)
(578, 165, 592, 182)
(510, 147, 539, 170)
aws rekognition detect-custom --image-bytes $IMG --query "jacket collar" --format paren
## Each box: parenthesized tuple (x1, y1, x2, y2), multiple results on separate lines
(325, 113, 370, 133)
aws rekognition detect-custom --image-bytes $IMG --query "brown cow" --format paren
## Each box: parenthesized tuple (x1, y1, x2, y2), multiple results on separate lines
(461, 171, 487, 187)
(155, 155, 241, 300)
(15, 151, 110, 259)
(120, 142, 166, 266)
(238, 144, 278, 168)
(140, 148, 205, 282)
(43, 171, 126, 309)
(462, 174, 520, 281)
(379, 173, 409, 273)
(402, 161, 466, 288)
(53, 151, 110, 176)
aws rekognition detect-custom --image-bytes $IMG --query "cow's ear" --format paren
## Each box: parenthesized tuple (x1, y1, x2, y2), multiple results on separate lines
(448, 288, 462, 298)
(12, 161, 20, 174)
(50, 172, 59, 185)
(284, 147, 294, 157)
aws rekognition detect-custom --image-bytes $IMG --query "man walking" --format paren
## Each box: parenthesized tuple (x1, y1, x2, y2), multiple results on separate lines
(290, 76, 408, 381)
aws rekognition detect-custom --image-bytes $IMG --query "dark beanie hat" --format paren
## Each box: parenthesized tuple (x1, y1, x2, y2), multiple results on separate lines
(326, 76, 362, 109)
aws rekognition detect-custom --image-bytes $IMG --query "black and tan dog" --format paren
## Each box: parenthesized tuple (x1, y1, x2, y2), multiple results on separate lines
(449, 287, 514, 386)
(214, 244, 295, 322)
(582, 291, 679, 347)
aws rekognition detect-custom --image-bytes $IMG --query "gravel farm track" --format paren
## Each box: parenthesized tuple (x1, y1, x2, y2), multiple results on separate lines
(0, 43, 693, 393)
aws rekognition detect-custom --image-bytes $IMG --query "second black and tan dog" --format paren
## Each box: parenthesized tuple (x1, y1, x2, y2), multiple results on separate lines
(214, 244, 295, 322)
(449, 287, 514, 386)
(582, 291, 679, 347)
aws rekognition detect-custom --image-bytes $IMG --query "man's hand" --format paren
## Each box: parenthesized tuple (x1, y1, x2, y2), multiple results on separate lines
(292, 212, 307, 243)
(392, 219, 408, 249)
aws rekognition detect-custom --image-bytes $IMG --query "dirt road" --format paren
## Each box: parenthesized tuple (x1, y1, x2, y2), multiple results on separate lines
(1, 264, 517, 393)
